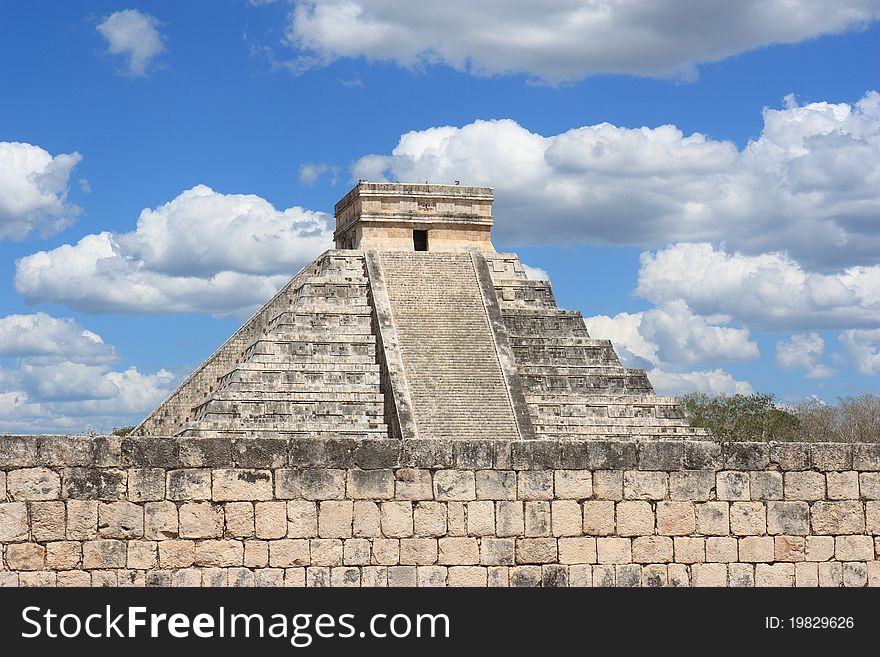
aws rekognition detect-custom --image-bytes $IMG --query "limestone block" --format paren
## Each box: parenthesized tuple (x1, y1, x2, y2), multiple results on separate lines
(347, 469, 394, 499)
(771, 443, 810, 470)
(379, 501, 412, 538)
(387, 566, 416, 587)
(342, 538, 370, 566)
(811, 444, 851, 471)
(128, 468, 165, 502)
(517, 471, 553, 500)
(7, 467, 60, 500)
(45, 541, 81, 570)
(554, 471, 592, 499)
(495, 501, 525, 537)
(692, 563, 728, 587)
(826, 471, 859, 500)
(480, 537, 515, 566)
(568, 564, 592, 587)
(352, 501, 381, 538)
(774, 536, 805, 562)
(269, 539, 310, 567)
(194, 540, 243, 567)
(91, 571, 118, 587)
(673, 537, 705, 564)
(475, 470, 516, 500)
(804, 535, 835, 562)
(509, 566, 542, 587)
(795, 562, 819, 587)
(860, 473, 880, 499)
(728, 563, 754, 587)
(212, 469, 272, 501)
(592, 564, 617, 587)
(288, 501, 318, 538)
(395, 469, 434, 500)
(66, 500, 99, 540)
(784, 472, 825, 501)
(616, 501, 654, 536)
(413, 565, 444, 587)
(810, 501, 864, 534)
(669, 471, 714, 502)
(524, 501, 550, 537)
(255, 569, 285, 587)
(179, 502, 223, 539)
(98, 501, 144, 539)
(515, 537, 557, 564)
(433, 470, 476, 501)
(399, 538, 438, 565)
(82, 539, 126, 569)
(729, 502, 766, 536)
(835, 535, 874, 561)
(543, 564, 569, 587)
(623, 471, 667, 500)
(755, 563, 795, 587)
(853, 444, 880, 471)
(6, 543, 45, 570)
(166, 469, 211, 500)
(551, 500, 583, 537)
(447, 566, 487, 587)
(127, 540, 158, 569)
(487, 566, 509, 587)
(716, 471, 750, 501)
(224, 502, 255, 538)
(371, 538, 399, 565)
(244, 540, 269, 568)
(842, 562, 867, 587)
(696, 502, 730, 536)
(749, 471, 783, 501)
(706, 537, 738, 563)
(0, 502, 29, 542)
(438, 537, 479, 565)
(229, 568, 255, 587)
(592, 471, 623, 501)
(56, 571, 90, 587)
(158, 540, 195, 568)
(414, 502, 447, 537)
(306, 566, 330, 587)
(656, 501, 695, 536)
(596, 537, 631, 564)
(818, 562, 842, 587)
(632, 536, 673, 563)
(143, 501, 178, 540)
(466, 500, 495, 536)
(640, 564, 666, 587)
(738, 536, 774, 562)
(330, 566, 361, 588)
(767, 501, 809, 535)
(319, 501, 354, 538)
(360, 566, 386, 587)
(253, 500, 287, 539)
(447, 502, 466, 535)
(62, 468, 125, 500)
(582, 501, 615, 536)
(867, 502, 880, 535)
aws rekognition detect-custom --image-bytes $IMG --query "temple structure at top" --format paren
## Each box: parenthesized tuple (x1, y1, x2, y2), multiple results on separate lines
(135, 181, 706, 441)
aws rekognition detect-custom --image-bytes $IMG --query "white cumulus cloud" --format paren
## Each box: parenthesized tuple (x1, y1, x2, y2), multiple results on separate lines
(0, 142, 82, 240)
(647, 368, 754, 396)
(839, 329, 880, 375)
(97, 9, 166, 76)
(15, 185, 333, 315)
(637, 243, 880, 330)
(284, 0, 880, 82)
(775, 332, 834, 378)
(0, 313, 174, 433)
(351, 92, 880, 269)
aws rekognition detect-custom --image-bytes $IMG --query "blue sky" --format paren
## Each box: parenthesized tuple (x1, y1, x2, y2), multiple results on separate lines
(1, 1, 878, 433)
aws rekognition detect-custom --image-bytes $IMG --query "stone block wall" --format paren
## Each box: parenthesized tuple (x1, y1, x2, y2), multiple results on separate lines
(1, 435, 879, 587)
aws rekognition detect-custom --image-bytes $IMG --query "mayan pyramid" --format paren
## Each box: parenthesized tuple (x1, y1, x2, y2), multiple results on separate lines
(134, 182, 706, 440)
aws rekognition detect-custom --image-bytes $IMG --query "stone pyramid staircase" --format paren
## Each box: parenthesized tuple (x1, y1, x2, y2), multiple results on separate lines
(482, 253, 709, 439)
(376, 251, 523, 441)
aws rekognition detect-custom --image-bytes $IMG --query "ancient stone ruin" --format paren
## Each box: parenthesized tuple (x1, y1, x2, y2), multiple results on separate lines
(0, 182, 878, 587)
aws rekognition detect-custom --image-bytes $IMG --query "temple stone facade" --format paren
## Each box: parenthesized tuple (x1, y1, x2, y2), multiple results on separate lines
(135, 182, 705, 442)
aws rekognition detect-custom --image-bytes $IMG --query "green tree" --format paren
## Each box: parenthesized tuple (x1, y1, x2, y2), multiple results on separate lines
(111, 425, 135, 436)
(679, 393, 800, 442)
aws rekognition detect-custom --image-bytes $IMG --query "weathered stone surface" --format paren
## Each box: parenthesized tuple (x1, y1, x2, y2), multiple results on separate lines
(143, 501, 178, 540)
(128, 468, 165, 502)
(395, 468, 434, 500)
(811, 501, 865, 534)
(212, 469, 272, 501)
(0, 502, 29, 542)
(62, 468, 125, 501)
(347, 469, 394, 499)
(179, 503, 222, 539)
(98, 501, 144, 539)
(166, 469, 211, 500)
(7, 467, 60, 500)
